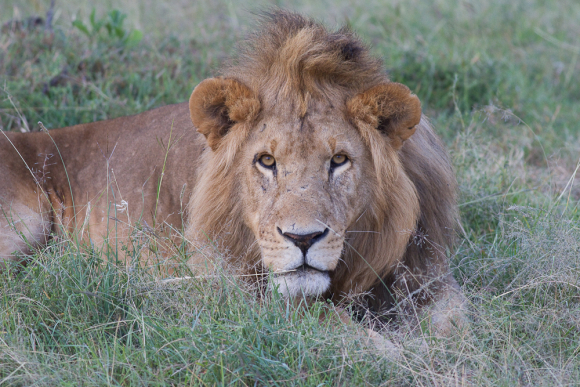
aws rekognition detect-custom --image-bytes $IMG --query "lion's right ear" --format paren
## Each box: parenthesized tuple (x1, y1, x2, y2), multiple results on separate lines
(189, 77, 261, 151)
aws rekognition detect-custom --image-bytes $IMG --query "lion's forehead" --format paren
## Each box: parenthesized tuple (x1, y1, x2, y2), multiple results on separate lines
(248, 111, 363, 161)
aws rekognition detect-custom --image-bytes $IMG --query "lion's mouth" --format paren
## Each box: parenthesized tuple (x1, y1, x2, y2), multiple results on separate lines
(271, 264, 331, 298)
(286, 263, 328, 275)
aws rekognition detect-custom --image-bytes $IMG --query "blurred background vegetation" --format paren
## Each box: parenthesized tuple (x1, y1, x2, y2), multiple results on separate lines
(1, 0, 580, 385)
(2, 0, 579, 157)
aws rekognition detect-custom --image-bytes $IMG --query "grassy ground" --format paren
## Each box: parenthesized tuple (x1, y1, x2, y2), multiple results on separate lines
(1, 0, 580, 385)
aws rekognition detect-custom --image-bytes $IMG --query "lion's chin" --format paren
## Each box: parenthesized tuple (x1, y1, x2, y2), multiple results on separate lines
(271, 268, 330, 299)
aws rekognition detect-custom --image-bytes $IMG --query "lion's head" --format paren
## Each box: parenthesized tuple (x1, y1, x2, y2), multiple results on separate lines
(185, 12, 425, 300)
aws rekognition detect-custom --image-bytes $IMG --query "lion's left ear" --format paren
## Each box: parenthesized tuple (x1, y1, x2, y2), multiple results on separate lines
(189, 77, 261, 151)
(346, 82, 422, 150)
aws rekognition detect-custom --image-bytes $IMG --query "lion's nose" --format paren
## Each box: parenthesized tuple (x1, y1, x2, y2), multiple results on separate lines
(278, 227, 329, 256)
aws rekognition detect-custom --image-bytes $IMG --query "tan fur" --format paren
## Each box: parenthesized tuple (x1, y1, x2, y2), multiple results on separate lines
(0, 104, 201, 268)
(1, 11, 465, 333)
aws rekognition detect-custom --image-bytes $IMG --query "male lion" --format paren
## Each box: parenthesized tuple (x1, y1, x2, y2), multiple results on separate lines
(1, 12, 465, 333)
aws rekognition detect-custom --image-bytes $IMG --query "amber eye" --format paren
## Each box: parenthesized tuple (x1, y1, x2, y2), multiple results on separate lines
(259, 154, 276, 169)
(331, 154, 348, 167)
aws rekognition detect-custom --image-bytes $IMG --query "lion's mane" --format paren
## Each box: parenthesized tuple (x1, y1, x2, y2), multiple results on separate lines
(186, 11, 457, 311)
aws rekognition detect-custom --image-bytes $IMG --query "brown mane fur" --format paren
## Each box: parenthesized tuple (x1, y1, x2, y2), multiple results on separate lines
(224, 12, 386, 115)
(186, 11, 459, 313)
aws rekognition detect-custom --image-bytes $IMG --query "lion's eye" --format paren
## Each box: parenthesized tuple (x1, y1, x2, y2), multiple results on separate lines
(259, 154, 276, 169)
(331, 154, 348, 167)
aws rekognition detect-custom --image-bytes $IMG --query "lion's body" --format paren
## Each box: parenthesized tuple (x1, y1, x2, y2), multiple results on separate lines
(1, 11, 465, 332)
(0, 103, 200, 263)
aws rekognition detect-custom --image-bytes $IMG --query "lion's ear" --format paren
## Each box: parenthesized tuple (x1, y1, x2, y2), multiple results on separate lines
(189, 77, 261, 151)
(347, 82, 422, 150)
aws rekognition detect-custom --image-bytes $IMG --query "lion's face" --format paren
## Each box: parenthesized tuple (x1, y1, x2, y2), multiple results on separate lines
(188, 77, 422, 299)
(239, 105, 374, 298)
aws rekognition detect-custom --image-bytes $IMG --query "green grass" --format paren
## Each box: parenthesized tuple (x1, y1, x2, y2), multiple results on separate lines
(2, 0, 580, 385)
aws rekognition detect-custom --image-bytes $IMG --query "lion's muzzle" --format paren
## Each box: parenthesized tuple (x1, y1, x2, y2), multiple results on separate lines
(278, 227, 329, 259)
(264, 226, 337, 298)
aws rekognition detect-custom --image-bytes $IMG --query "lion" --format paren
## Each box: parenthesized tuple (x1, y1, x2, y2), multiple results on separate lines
(0, 11, 465, 334)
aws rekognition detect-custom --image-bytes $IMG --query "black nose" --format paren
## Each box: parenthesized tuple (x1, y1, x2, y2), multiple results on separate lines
(278, 228, 329, 256)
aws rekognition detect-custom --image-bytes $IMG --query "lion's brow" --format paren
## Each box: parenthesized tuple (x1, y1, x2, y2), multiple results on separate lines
(332, 139, 351, 153)
(327, 138, 337, 153)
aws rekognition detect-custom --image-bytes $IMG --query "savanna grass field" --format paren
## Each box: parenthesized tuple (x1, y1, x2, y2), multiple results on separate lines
(1, 0, 580, 385)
